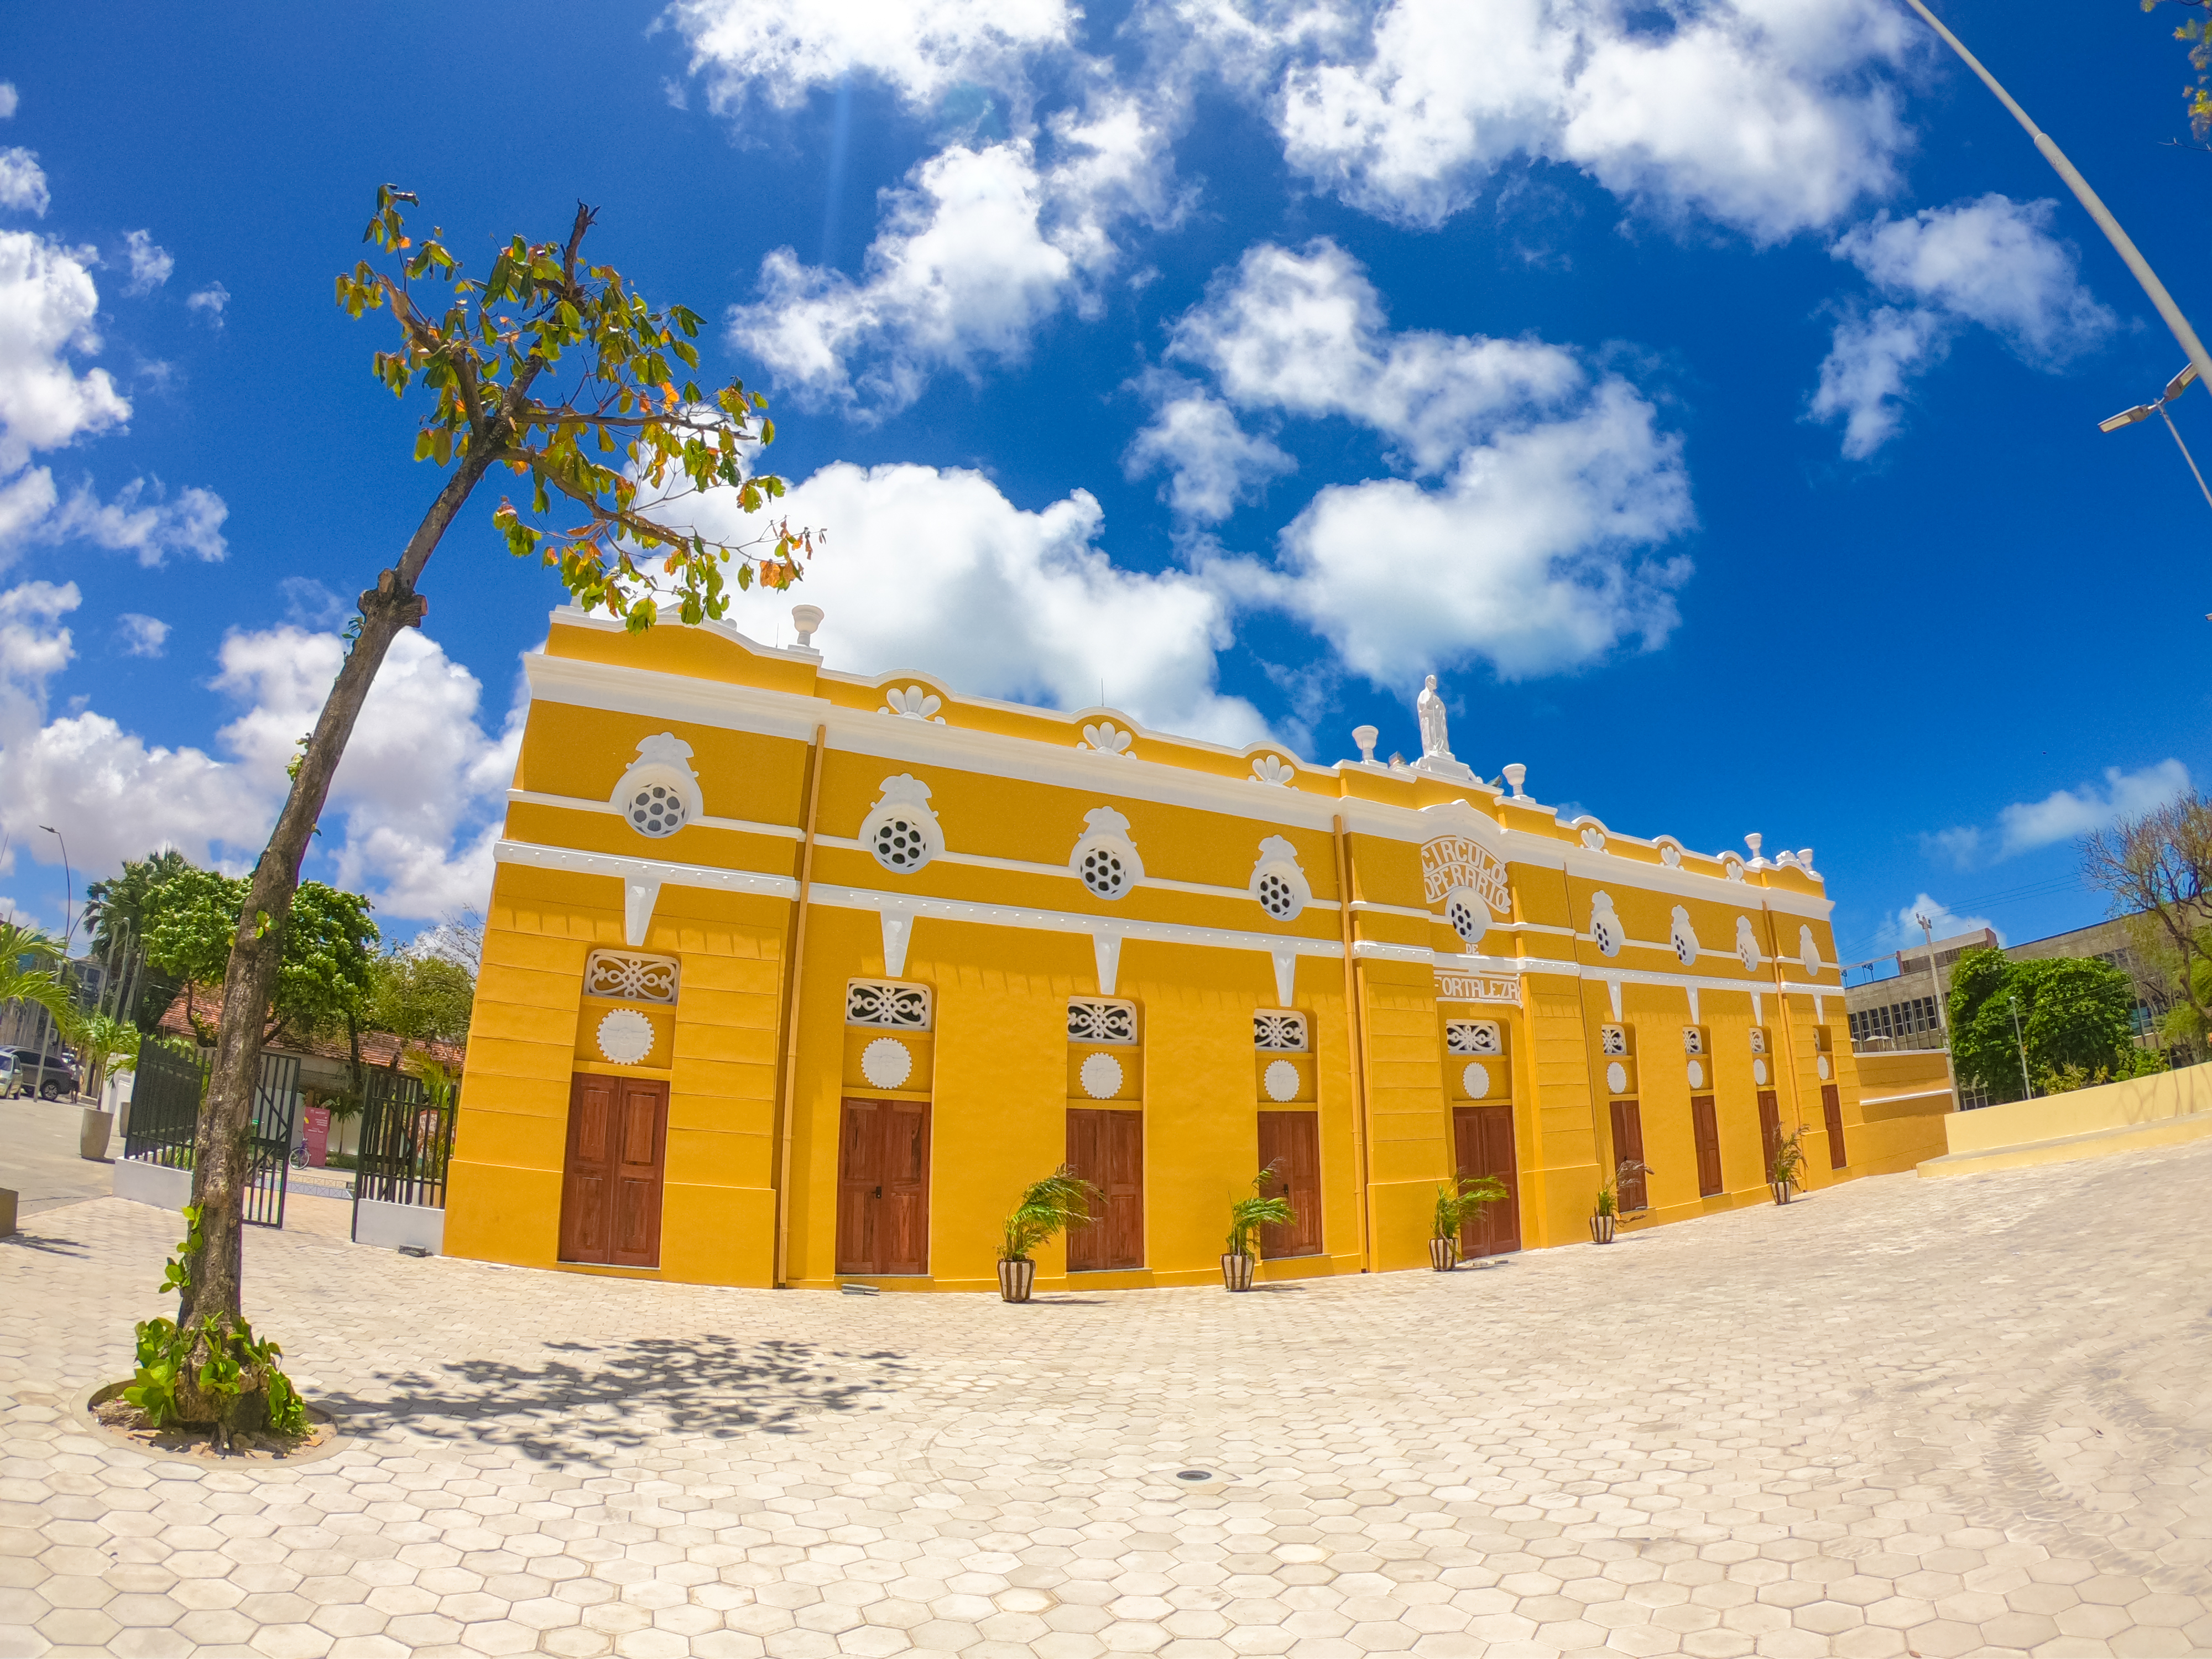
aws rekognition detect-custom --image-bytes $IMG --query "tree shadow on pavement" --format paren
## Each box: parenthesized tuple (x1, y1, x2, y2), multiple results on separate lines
(0, 1232, 90, 1256)
(325, 1334, 909, 1465)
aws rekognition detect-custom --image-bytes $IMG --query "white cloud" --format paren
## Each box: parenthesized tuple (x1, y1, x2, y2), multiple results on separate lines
(49, 477, 226, 566)
(279, 576, 349, 630)
(1814, 196, 2115, 457)
(1159, 239, 1695, 682)
(1123, 379, 1295, 521)
(1224, 377, 1694, 684)
(1835, 195, 2114, 362)
(1166, 239, 1583, 473)
(0, 83, 18, 121)
(1997, 760, 2191, 857)
(1881, 893, 2001, 951)
(1809, 304, 1945, 460)
(121, 229, 173, 295)
(0, 148, 46, 218)
(0, 228, 230, 566)
(113, 612, 168, 658)
(0, 584, 519, 924)
(732, 96, 1181, 414)
(185, 281, 229, 327)
(0, 229, 129, 476)
(647, 458, 1271, 746)
(670, 0, 1076, 116)
(1170, 0, 1914, 240)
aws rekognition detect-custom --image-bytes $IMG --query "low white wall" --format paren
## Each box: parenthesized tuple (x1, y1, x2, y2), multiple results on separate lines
(112, 1159, 192, 1212)
(1943, 1064, 2212, 1155)
(353, 1198, 444, 1254)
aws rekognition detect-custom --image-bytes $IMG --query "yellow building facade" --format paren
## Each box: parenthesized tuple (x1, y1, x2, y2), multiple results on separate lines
(445, 608, 1943, 1291)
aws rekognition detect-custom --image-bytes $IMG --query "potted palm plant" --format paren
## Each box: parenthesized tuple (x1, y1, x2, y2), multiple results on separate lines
(997, 1166, 1101, 1302)
(1590, 1160, 1650, 1243)
(1222, 1161, 1294, 1291)
(1769, 1128, 1807, 1205)
(1431, 1175, 1508, 1270)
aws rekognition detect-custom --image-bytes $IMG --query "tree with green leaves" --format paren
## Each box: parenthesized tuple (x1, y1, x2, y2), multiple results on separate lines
(2145, 0, 2212, 137)
(363, 951, 476, 1068)
(0, 921, 70, 1028)
(144, 865, 379, 1048)
(83, 849, 194, 1032)
(1948, 946, 2148, 1102)
(2080, 789, 2212, 1058)
(175, 186, 815, 1421)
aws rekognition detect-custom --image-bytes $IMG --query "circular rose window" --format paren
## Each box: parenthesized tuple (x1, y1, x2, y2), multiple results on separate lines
(596, 1008, 655, 1065)
(1079, 1052, 1124, 1099)
(860, 1037, 913, 1090)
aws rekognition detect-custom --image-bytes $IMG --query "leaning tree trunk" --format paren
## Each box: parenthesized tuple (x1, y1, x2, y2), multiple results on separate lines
(184, 451, 493, 1338)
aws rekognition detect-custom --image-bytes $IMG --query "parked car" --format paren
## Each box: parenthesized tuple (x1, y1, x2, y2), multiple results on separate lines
(0, 1046, 76, 1100)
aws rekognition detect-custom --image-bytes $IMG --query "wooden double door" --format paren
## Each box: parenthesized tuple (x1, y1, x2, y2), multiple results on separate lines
(1452, 1104, 1520, 1256)
(1066, 1108, 1144, 1271)
(1822, 1084, 1848, 1170)
(559, 1073, 669, 1268)
(1609, 1099, 1649, 1212)
(1257, 1110, 1323, 1259)
(1691, 1096, 1724, 1197)
(837, 1098, 931, 1276)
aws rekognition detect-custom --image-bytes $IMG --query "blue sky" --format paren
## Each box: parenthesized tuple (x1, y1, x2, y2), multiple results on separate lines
(1, 0, 2206, 966)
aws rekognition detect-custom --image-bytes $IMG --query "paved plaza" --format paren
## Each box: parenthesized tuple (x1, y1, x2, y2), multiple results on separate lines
(2, 1142, 2209, 1659)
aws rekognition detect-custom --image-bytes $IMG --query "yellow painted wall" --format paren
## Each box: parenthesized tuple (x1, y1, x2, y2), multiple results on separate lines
(447, 611, 1872, 1291)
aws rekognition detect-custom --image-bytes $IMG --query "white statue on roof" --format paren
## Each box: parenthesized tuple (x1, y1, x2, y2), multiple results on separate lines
(1412, 674, 1475, 783)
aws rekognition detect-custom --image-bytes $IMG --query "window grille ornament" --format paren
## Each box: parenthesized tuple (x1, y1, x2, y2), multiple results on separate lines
(1600, 1024, 1629, 1057)
(1735, 915, 1761, 974)
(1683, 1026, 1705, 1055)
(1068, 806, 1145, 900)
(1749, 1026, 1767, 1055)
(846, 979, 932, 1030)
(585, 950, 680, 1004)
(1254, 1010, 1308, 1052)
(1446, 1019, 1501, 1056)
(1669, 906, 1699, 969)
(1420, 835, 1511, 914)
(1589, 891, 1624, 958)
(860, 774, 943, 874)
(1068, 997, 1138, 1045)
(608, 733, 703, 841)
(1249, 836, 1311, 922)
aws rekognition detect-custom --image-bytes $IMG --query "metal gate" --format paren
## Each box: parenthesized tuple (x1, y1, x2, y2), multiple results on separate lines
(351, 1068, 458, 1239)
(118, 1045, 300, 1229)
(241, 1053, 301, 1229)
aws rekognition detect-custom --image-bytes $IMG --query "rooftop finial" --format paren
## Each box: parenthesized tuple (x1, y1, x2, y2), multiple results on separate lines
(790, 604, 823, 654)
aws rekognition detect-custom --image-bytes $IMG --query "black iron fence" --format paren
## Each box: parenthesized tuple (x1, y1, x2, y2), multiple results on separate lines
(352, 1067, 458, 1232)
(121, 1042, 208, 1167)
(120, 1045, 300, 1229)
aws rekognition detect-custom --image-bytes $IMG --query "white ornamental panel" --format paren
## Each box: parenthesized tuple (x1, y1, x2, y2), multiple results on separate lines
(586, 950, 679, 1005)
(1262, 1060, 1301, 1103)
(596, 1008, 655, 1066)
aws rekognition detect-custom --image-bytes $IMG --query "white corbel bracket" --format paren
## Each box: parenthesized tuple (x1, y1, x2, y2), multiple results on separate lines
(624, 879, 661, 949)
(1093, 930, 1123, 998)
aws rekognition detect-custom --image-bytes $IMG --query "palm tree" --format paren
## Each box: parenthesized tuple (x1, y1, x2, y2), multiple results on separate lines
(0, 922, 75, 1094)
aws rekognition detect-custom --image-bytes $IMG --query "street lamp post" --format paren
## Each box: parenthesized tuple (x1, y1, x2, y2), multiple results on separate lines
(1899, 0, 2212, 398)
(2008, 994, 2034, 1100)
(1915, 913, 1966, 1110)
(38, 825, 74, 1099)
(2098, 362, 2212, 514)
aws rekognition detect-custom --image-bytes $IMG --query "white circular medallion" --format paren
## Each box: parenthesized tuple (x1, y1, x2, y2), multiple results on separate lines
(596, 1008, 655, 1066)
(861, 1037, 914, 1090)
(1817, 1055, 1833, 1082)
(1752, 1057, 1770, 1086)
(1462, 1061, 1491, 1100)
(1606, 1061, 1629, 1095)
(1263, 1059, 1301, 1103)
(1079, 1052, 1124, 1100)
(1686, 1059, 1705, 1089)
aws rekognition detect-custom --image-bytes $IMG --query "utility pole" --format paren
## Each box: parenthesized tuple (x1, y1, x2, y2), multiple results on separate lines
(2008, 995, 2034, 1100)
(1916, 913, 1966, 1110)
